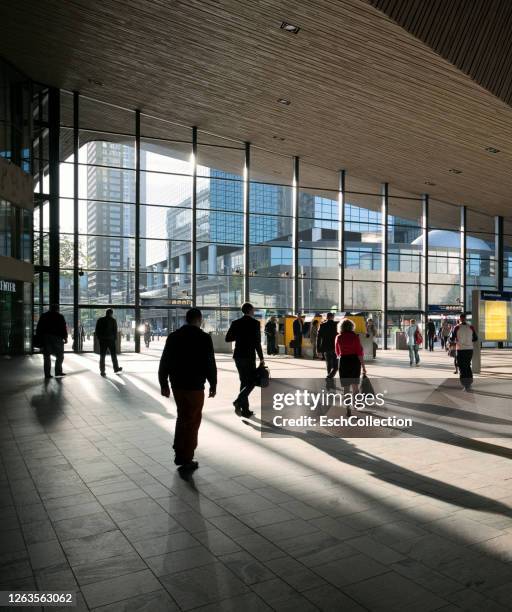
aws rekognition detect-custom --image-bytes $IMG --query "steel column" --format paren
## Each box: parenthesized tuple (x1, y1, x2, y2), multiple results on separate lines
(338, 170, 345, 311)
(73, 92, 80, 350)
(381, 183, 389, 349)
(422, 193, 429, 317)
(495, 215, 504, 292)
(460, 205, 467, 311)
(134, 110, 141, 352)
(191, 127, 198, 306)
(243, 142, 250, 304)
(48, 88, 60, 307)
(292, 156, 300, 313)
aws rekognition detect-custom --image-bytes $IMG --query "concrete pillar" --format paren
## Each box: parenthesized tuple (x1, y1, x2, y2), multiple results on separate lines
(208, 244, 217, 277)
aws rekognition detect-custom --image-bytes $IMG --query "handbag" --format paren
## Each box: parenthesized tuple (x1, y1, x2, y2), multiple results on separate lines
(360, 374, 375, 395)
(414, 330, 423, 345)
(254, 364, 270, 388)
(289, 339, 295, 349)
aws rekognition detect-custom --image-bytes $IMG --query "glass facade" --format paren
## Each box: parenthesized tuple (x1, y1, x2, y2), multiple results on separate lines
(28, 90, 511, 352)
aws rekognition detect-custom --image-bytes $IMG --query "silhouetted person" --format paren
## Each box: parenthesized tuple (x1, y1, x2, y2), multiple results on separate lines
(144, 322, 151, 348)
(36, 304, 68, 379)
(310, 319, 320, 359)
(450, 313, 478, 392)
(317, 313, 338, 378)
(159, 308, 217, 472)
(406, 319, 422, 367)
(426, 318, 436, 351)
(264, 316, 278, 355)
(226, 302, 264, 418)
(95, 309, 122, 376)
(293, 313, 303, 357)
(366, 318, 378, 358)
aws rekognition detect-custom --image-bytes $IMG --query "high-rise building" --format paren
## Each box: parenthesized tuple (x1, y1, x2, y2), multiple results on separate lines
(86, 141, 139, 300)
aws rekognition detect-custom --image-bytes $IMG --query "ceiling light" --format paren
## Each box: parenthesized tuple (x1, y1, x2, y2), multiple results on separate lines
(424, 181, 436, 186)
(448, 168, 462, 174)
(280, 22, 300, 34)
(485, 146, 500, 153)
(277, 98, 291, 105)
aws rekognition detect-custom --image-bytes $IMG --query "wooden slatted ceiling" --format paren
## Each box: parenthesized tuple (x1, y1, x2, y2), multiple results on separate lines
(1, 0, 512, 222)
(368, 0, 512, 107)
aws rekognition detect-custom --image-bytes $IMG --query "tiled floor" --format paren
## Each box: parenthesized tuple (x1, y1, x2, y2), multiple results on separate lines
(1, 348, 512, 611)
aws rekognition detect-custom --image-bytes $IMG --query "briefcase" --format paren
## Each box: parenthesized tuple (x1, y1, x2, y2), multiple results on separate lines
(254, 365, 270, 388)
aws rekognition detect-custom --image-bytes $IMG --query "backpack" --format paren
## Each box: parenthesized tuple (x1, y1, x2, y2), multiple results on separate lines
(414, 329, 423, 345)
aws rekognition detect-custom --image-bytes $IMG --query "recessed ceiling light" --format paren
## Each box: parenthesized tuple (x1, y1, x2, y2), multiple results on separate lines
(424, 181, 436, 186)
(449, 168, 462, 174)
(485, 146, 500, 153)
(280, 21, 300, 34)
(277, 98, 291, 105)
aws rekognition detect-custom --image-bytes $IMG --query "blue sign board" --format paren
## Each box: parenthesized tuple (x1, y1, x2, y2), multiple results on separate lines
(480, 291, 512, 302)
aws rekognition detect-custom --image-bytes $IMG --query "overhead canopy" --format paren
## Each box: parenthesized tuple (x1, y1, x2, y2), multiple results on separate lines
(2, 0, 512, 220)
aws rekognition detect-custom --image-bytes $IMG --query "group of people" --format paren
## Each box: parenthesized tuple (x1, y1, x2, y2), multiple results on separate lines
(406, 314, 478, 390)
(35, 306, 123, 378)
(264, 313, 378, 362)
(36, 303, 479, 474)
(157, 304, 373, 472)
(425, 318, 453, 351)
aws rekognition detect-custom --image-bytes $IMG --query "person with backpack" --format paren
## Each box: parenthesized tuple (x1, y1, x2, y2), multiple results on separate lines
(450, 314, 478, 391)
(405, 319, 422, 367)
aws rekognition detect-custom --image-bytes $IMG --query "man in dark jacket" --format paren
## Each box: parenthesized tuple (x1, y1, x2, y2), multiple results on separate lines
(426, 318, 436, 352)
(95, 309, 122, 376)
(225, 302, 264, 418)
(317, 312, 338, 378)
(292, 313, 303, 357)
(159, 308, 217, 471)
(35, 304, 68, 379)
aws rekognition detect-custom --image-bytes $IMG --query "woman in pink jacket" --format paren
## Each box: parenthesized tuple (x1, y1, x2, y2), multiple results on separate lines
(335, 318, 366, 394)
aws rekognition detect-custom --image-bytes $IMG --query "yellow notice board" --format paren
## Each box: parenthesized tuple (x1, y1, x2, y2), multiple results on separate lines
(484, 300, 507, 340)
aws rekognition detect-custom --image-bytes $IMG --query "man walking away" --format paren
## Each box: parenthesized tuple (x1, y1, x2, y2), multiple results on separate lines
(36, 304, 68, 378)
(95, 309, 122, 376)
(440, 319, 451, 350)
(406, 319, 421, 367)
(450, 314, 478, 392)
(35, 305, 68, 379)
(264, 316, 278, 355)
(317, 312, 338, 378)
(293, 313, 303, 358)
(426, 318, 436, 351)
(226, 302, 264, 418)
(159, 308, 217, 472)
